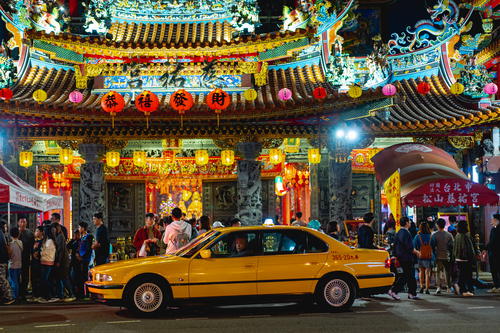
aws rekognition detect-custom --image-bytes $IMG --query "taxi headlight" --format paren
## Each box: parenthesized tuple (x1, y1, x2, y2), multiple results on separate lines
(95, 273, 113, 282)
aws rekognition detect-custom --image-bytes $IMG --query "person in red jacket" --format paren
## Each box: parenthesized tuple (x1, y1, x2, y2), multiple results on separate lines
(133, 213, 161, 257)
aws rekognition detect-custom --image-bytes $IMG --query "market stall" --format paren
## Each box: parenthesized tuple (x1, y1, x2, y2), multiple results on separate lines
(0, 164, 63, 226)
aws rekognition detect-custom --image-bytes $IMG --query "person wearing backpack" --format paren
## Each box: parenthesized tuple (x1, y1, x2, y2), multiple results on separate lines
(163, 208, 192, 254)
(414, 221, 433, 295)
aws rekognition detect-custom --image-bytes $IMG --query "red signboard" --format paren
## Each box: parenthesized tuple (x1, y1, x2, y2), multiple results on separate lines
(404, 178, 499, 207)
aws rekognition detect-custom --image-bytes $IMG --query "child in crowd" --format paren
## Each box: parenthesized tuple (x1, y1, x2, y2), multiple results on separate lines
(8, 227, 23, 300)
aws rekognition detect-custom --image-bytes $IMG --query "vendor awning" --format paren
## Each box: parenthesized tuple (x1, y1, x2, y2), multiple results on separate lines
(0, 164, 63, 213)
(403, 178, 499, 207)
(372, 143, 468, 196)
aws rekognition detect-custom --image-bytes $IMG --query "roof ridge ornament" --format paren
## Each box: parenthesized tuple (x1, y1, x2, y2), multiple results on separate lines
(388, 0, 460, 54)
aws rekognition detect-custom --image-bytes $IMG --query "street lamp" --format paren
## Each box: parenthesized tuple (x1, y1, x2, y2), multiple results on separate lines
(332, 123, 359, 163)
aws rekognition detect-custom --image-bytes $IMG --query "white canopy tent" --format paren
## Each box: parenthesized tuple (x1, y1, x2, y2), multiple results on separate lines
(0, 164, 63, 227)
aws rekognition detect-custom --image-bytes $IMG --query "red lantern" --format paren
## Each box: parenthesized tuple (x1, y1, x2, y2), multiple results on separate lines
(0, 88, 13, 101)
(101, 91, 125, 128)
(313, 87, 327, 100)
(170, 89, 193, 128)
(417, 82, 431, 95)
(170, 89, 194, 114)
(135, 91, 159, 114)
(207, 88, 230, 112)
(135, 90, 159, 128)
(207, 89, 230, 127)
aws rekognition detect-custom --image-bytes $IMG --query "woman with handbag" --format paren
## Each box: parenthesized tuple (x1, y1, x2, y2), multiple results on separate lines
(133, 213, 161, 257)
(453, 220, 475, 296)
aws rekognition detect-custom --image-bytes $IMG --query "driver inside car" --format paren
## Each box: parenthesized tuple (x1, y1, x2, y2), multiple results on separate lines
(231, 235, 252, 257)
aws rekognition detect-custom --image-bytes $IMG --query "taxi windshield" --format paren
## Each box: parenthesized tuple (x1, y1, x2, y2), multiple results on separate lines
(173, 230, 220, 258)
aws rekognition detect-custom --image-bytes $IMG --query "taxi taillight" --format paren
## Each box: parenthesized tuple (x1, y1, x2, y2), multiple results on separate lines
(384, 257, 391, 269)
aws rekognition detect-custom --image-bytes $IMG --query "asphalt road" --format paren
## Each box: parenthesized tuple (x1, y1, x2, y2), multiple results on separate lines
(0, 292, 499, 333)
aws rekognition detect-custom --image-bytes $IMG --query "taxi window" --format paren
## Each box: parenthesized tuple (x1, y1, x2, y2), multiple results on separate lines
(209, 232, 258, 258)
(306, 233, 328, 253)
(176, 231, 220, 258)
(262, 230, 306, 255)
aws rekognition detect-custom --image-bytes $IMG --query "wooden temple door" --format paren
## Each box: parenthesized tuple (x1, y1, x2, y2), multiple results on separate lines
(106, 182, 146, 241)
(202, 180, 276, 224)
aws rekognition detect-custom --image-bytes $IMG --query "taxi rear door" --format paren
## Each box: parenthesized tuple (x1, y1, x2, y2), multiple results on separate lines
(256, 229, 328, 295)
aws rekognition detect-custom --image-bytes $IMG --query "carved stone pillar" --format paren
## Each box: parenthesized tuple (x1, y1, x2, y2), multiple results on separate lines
(236, 142, 262, 226)
(78, 143, 106, 226)
(329, 157, 353, 223)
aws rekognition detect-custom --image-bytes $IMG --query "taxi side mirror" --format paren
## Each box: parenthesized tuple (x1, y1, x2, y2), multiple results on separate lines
(200, 249, 212, 259)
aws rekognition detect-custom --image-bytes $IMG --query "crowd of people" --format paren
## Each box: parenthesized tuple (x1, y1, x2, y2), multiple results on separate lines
(356, 212, 500, 299)
(0, 212, 110, 305)
(2, 208, 499, 305)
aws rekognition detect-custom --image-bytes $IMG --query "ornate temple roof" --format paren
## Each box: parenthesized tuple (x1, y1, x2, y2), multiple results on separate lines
(1, 0, 498, 142)
(26, 27, 314, 58)
(363, 76, 500, 135)
(2, 62, 498, 140)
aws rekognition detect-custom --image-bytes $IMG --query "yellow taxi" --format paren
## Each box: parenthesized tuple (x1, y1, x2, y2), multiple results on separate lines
(86, 226, 394, 314)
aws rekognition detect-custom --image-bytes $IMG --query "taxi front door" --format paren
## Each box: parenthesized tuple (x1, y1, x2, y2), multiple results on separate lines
(188, 231, 258, 298)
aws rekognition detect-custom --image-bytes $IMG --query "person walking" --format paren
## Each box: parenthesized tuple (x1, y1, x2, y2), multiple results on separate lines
(414, 222, 433, 295)
(486, 214, 500, 293)
(133, 213, 161, 257)
(0, 221, 14, 305)
(358, 213, 377, 249)
(7, 227, 23, 301)
(453, 220, 475, 296)
(17, 217, 34, 300)
(30, 226, 44, 302)
(77, 222, 93, 298)
(92, 213, 110, 266)
(388, 217, 421, 300)
(53, 223, 75, 302)
(38, 224, 57, 303)
(163, 208, 192, 254)
(431, 218, 454, 294)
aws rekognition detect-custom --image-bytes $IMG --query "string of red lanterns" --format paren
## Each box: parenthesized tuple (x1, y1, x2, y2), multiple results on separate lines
(97, 81, 496, 127)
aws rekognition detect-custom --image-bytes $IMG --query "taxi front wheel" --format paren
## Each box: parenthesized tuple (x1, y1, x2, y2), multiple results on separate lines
(315, 275, 356, 311)
(125, 277, 168, 315)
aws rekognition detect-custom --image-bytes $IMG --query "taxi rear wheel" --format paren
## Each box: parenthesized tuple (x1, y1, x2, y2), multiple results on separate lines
(125, 277, 168, 315)
(315, 275, 355, 311)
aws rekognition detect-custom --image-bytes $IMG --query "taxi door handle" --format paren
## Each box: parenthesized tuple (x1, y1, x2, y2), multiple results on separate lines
(244, 264, 255, 268)
(308, 262, 319, 265)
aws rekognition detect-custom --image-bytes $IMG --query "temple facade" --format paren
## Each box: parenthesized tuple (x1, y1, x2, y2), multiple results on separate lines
(0, 0, 498, 242)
